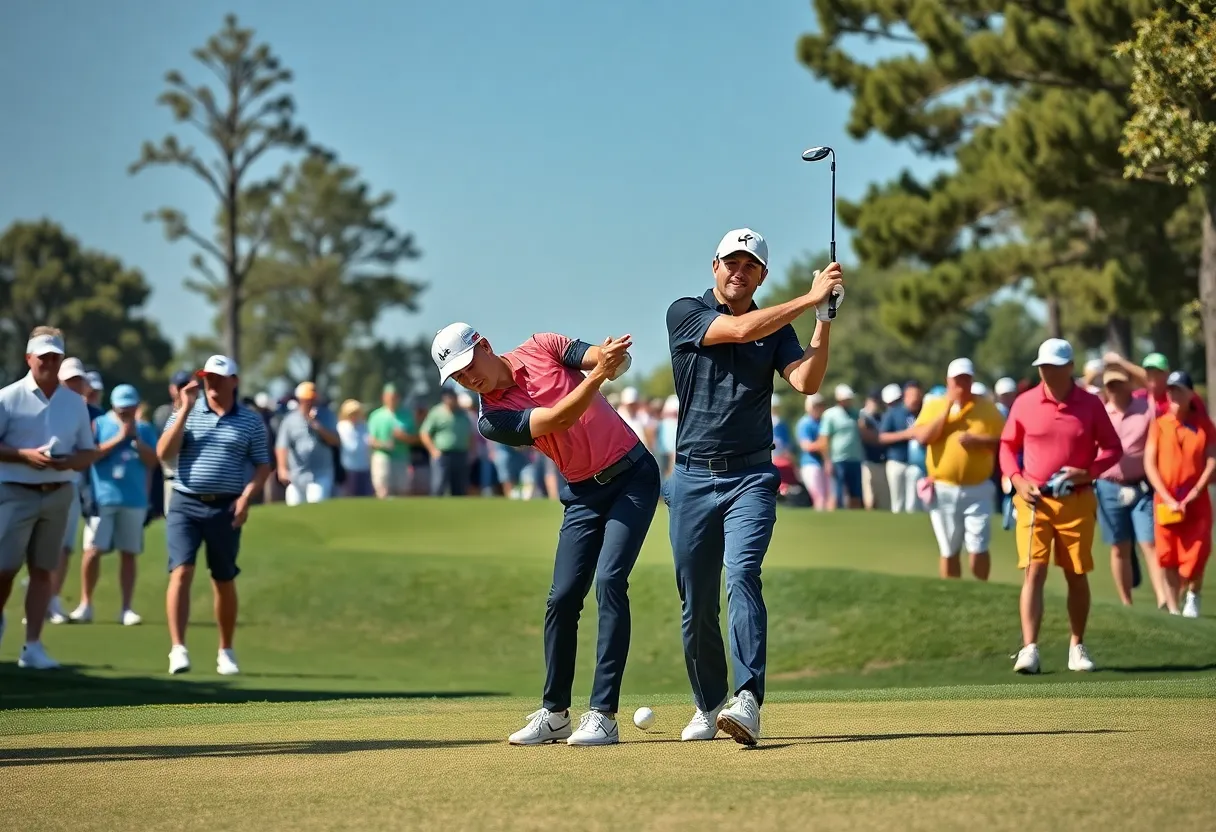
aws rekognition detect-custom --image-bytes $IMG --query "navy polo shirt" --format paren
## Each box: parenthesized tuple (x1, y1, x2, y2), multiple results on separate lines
(666, 288, 803, 459)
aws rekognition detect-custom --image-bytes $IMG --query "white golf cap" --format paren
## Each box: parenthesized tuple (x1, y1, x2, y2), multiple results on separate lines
(27, 332, 65, 356)
(197, 355, 239, 377)
(58, 357, 86, 381)
(881, 383, 902, 405)
(714, 228, 769, 267)
(994, 377, 1017, 396)
(620, 386, 640, 404)
(431, 322, 483, 383)
(834, 383, 854, 401)
(971, 381, 989, 397)
(1032, 338, 1074, 367)
(947, 357, 975, 378)
(85, 370, 104, 391)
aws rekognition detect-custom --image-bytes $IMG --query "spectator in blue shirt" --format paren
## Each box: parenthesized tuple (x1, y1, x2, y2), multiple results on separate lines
(70, 385, 158, 626)
(796, 393, 829, 509)
(879, 381, 926, 513)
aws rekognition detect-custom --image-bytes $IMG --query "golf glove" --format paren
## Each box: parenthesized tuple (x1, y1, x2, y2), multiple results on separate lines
(815, 285, 845, 322)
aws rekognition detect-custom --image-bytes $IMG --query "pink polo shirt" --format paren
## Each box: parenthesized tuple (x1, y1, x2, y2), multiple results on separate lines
(1100, 397, 1151, 482)
(480, 333, 639, 483)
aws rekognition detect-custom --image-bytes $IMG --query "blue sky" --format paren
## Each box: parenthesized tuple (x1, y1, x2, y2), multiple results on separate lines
(0, 0, 930, 376)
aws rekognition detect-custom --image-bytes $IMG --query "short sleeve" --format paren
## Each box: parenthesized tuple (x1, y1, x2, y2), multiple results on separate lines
(666, 298, 720, 352)
(248, 417, 271, 465)
(773, 324, 804, 376)
(479, 408, 534, 447)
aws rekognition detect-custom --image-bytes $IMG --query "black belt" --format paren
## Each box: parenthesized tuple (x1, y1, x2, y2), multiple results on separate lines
(5, 481, 68, 493)
(586, 443, 648, 486)
(676, 447, 773, 473)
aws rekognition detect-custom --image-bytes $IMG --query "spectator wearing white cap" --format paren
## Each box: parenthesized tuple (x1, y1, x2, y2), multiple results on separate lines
(819, 384, 866, 510)
(70, 384, 158, 625)
(879, 381, 926, 513)
(0, 327, 97, 668)
(275, 381, 340, 506)
(913, 358, 1005, 580)
(796, 393, 829, 509)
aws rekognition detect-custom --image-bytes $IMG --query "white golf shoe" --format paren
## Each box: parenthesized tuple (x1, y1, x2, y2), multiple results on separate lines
(168, 645, 191, 674)
(1068, 643, 1096, 672)
(217, 649, 240, 675)
(681, 702, 725, 741)
(716, 690, 761, 746)
(508, 708, 572, 745)
(1014, 644, 1041, 674)
(17, 642, 60, 670)
(567, 711, 619, 746)
(1182, 591, 1201, 619)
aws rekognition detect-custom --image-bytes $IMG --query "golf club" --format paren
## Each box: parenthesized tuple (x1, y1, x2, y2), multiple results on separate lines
(801, 145, 838, 319)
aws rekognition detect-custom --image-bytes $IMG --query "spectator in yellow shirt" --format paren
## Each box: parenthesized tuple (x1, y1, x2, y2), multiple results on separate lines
(912, 358, 1005, 581)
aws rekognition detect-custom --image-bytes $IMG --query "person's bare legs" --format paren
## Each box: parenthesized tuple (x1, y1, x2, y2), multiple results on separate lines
(118, 552, 137, 612)
(1110, 542, 1133, 605)
(79, 547, 101, 607)
(969, 551, 990, 581)
(1020, 562, 1049, 646)
(1062, 570, 1091, 646)
(213, 579, 237, 650)
(167, 564, 193, 646)
(941, 555, 961, 579)
(23, 566, 53, 642)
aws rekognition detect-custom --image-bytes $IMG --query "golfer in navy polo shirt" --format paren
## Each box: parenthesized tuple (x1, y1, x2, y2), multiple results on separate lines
(156, 355, 271, 677)
(666, 228, 843, 744)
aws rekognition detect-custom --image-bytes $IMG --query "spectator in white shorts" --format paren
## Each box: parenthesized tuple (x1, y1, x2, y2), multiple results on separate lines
(70, 384, 158, 625)
(912, 358, 1006, 580)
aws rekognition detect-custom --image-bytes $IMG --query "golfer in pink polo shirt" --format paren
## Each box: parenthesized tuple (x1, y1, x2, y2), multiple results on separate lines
(431, 323, 660, 748)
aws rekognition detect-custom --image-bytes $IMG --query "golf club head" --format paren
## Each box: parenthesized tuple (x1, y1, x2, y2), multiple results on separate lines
(801, 146, 832, 162)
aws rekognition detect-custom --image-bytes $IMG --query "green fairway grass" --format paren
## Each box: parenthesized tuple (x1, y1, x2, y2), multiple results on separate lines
(1, 499, 1213, 709)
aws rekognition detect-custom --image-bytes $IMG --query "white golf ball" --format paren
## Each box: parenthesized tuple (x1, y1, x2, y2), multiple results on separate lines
(633, 706, 656, 731)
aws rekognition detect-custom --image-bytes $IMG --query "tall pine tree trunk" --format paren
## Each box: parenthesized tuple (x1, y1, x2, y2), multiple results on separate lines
(1202, 185, 1216, 414)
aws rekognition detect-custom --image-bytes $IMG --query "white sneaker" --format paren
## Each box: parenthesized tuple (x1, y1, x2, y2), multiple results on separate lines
(168, 645, 191, 674)
(68, 603, 93, 623)
(217, 648, 240, 675)
(567, 710, 619, 746)
(1068, 643, 1096, 672)
(1014, 644, 1040, 674)
(48, 596, 67, 625)
(1182, 592, 1201, 618)
(508, 708, 572, 745)
(681, 702, 725, 741)
(120, 609, 142, 626)
(17, 642, 60, 670)
(716, 690, 761, 746)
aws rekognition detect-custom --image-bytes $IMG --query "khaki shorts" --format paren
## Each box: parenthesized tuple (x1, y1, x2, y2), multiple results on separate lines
(0, 482, 76, 573)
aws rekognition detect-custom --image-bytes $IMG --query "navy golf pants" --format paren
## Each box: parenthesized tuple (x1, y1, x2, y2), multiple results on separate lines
(542, 449, 660, 714)
(666, 461, 780, 712)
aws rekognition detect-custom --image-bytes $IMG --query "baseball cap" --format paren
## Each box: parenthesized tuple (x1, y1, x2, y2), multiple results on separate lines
(1167, 370, 1194, 389)
(714, 228, 768, 267)
(1102, 367, 1130, 385)
(834, 383, 854, 401)
(197, 355, 239, 377)
(85, 370, 104, 391)
(170, 370, 193, 388)
(431, 322, 483, 383)
(947, 358, 975, 378)
(58, 357, 86, 381)
(994, 377, 1017, 396)
(295, 381, 317, 399)
(26, 332, 65, 356)
(1032, 338, 1074, 367)
(971, 381, 989, 397)
(111, 384, 140, 409)
(1142, 352, 1170, 372)
(881, 383, 902, 405)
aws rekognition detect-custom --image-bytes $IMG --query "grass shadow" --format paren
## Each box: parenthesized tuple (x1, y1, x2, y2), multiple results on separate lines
(0, 665, 504, 710)
(0, 738, 499, 767)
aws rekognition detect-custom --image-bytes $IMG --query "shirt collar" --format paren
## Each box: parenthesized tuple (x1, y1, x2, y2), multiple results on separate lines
(702, 288, 758, 314)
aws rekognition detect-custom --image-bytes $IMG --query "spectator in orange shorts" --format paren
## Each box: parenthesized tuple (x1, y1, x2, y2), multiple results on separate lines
(1144, 371, 1216, 618)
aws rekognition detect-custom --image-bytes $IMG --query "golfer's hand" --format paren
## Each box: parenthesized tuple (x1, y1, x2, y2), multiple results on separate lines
(1012, 476, 1039, 506)
(232, 496, 250, 529)
(19, 448, 52, 469)
(806, 262, 843, 307)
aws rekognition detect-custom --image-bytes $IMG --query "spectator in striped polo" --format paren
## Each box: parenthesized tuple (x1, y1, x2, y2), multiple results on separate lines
(156, 355, 271, 676)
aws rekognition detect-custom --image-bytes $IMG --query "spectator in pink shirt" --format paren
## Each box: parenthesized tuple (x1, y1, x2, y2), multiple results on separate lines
(430, 323, 659, 749)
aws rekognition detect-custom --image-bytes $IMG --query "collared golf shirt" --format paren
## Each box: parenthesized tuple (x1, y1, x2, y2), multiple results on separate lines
(666, 289, 803, 459)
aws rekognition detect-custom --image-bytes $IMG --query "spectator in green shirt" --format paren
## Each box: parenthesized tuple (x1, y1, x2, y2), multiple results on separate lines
(366, 383, 417, 498)
(420, 387, 473, 496)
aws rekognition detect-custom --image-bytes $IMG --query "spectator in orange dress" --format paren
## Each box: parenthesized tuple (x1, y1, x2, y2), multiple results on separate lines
(1144, 371, 1216, 618)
